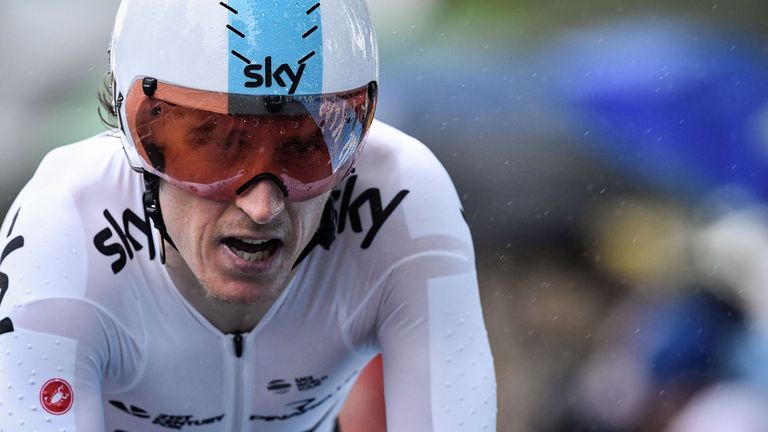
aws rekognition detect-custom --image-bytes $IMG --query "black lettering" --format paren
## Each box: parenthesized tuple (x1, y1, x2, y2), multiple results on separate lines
(243, 57, 304, 93)
(272, 64, 288, 88)
(104, 210, 134, 260)
(123, 209, 156, 261)
(361, 189, 409, 249)
(336, 175, 358, 234)
(95, 209, 156, 274)
(0, 208, 24, 336)
(153, 414, 191, 429)
(94, 228, 127, 274)
(284, 63, 306, 95)
(244, 64, 264, 88)
(288, 398, 316, 414)
(265, 56, 273, 88)
(250, 394, 332, 422)
(108, 400, 151, 419)
(337, 175, 409, 249)
(0, 236, 25, 305)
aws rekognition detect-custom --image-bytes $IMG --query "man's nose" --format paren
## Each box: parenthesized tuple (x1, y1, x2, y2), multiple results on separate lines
(233, 178, 286, 224)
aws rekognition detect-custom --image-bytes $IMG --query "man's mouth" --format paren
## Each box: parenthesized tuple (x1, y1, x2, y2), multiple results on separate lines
(222, 237, 282, 262)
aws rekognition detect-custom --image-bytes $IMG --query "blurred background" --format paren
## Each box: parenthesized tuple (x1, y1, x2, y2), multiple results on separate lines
(4, 1, 768, 431)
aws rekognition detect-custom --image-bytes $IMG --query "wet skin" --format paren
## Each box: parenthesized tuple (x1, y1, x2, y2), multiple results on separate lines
(161, 179, 330, 333)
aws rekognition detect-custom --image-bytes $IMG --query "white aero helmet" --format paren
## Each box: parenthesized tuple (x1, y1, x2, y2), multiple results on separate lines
(110, 0, 379, 202)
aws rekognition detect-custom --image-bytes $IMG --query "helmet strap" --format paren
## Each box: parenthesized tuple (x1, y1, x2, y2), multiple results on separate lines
(142, 172, 178, 262)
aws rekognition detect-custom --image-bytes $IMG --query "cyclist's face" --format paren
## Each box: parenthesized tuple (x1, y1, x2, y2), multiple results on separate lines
(160, 178, 329, 304)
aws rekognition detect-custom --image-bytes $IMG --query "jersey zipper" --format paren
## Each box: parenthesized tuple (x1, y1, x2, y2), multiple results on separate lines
(232, 332, 245, 431)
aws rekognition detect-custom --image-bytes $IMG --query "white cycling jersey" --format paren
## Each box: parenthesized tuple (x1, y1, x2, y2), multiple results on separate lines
(0, 120, 496, 431)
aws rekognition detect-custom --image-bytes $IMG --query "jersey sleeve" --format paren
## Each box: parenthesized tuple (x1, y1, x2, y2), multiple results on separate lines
(0, 170, 110, 431)
(0, 300, 108, 431)
(368, 127, 497, 431)
(377, 254, 496, 431)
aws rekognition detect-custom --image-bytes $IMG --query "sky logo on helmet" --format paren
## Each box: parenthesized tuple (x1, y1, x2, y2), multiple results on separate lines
(223, 0, 323, 96)
(242, 55, 312, 95)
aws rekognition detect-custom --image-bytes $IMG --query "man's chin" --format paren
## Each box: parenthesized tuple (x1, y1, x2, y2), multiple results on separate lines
(202, 275, 288, 306)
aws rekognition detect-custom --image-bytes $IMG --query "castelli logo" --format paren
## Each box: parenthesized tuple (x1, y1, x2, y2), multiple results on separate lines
(40, 378, 74, 415)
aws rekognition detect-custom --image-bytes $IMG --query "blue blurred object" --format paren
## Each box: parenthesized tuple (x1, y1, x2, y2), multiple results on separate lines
(644, 290, 744, 383)
(549, 19, 768, 201)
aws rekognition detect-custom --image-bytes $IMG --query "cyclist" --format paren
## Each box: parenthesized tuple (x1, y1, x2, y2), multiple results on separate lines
(0, 0, 496, 430)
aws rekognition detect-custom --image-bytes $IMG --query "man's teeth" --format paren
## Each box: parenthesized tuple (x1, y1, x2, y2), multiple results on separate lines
(240, 238, 268, 245)
(232, 248, 270, 262)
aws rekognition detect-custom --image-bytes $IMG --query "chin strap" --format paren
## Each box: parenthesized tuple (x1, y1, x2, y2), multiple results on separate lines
(142, 172, 178, 262)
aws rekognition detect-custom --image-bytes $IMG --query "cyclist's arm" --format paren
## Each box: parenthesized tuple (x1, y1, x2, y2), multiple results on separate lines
(376, 252, 497, 431)
(0, 177, 111, 430)
(0, 299, 108, 430)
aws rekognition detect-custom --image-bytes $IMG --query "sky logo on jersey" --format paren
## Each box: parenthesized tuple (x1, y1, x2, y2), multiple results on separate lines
(0, 207, 24, 335)
(40, 378, 74, 415)
(93, 207, 157, 275)
(223, 0, 323, 95)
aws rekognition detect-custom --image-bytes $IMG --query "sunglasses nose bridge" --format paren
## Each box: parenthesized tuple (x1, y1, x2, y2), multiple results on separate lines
(233, 176, 287, 224)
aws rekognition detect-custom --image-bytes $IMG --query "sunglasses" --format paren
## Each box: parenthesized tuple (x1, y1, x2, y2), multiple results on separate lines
(121, 77, 377, 201)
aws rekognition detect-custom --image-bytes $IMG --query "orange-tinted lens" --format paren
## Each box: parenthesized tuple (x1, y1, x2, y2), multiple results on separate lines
(124, 79, 376, 201)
